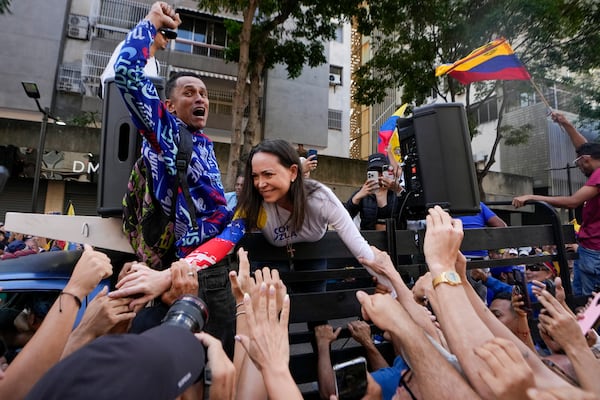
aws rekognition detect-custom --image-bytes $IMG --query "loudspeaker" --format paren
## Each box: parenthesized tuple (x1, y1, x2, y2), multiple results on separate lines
(398, 103, 480, 217)
(97, 77, 164, 216)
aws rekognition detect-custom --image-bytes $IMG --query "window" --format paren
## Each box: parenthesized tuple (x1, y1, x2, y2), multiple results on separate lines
(329, 65, 343, 86)
(470, 97, 498, 124)
(208, 89, 233, 116)
(328, 109, 342, 130)
(97, 0, 148, 30)
(335, 25, 343, 43)
(57, 64, 82, 94)
(174, 13, 228, 59)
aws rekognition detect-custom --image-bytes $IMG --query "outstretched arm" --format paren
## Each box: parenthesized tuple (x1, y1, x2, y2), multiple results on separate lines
(356, 291, 480, 400)
(236, 285, 301, 400)
(551, 112, 587, 149)
(513, 185, 597, 210)
(315, 324, 342, 399)
(422, 206, 496, 399)
(454, 251, 572, 389)
(0, 245, 112, 400)
(537, 289, 600, 396)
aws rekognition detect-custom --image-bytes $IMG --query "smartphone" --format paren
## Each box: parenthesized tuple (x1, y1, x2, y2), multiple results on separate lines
(334, 356, 368, 400)
(367, 170, 379, 182)
(579, 292, 600, 335)
(307, 149, 318, 160)
(512, 269, 532, 315)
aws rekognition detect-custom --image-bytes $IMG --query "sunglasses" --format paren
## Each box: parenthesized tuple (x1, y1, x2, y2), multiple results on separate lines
(526, 264, 547, 271)
(573, 154, 590, 166)
(158, 29, 178, 39)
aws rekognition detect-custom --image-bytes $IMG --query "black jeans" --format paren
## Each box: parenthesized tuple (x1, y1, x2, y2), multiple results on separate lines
(197, 257, 236, 359)
(129, 258, 236, 360)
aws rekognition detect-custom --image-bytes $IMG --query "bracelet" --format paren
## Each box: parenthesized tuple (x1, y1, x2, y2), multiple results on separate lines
(235, 302, 244, 309)
(59, 291, 82, 312)
(235, 311, 246, 317)
(516, 330, 530, 338)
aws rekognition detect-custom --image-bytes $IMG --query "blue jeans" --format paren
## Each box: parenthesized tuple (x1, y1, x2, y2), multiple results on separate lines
(251, 259, 327, 293)
(575, 245, 600, 295)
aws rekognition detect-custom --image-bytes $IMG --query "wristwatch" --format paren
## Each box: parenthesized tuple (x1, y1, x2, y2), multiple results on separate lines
(432, 271, 462, 288)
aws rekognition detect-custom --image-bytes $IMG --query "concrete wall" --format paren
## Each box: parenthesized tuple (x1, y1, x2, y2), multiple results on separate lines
(263, 62, 330, 149)
(0, 0, 68, 113)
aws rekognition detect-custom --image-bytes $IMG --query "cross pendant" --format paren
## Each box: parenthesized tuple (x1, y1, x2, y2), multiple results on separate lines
(286, 242, 295, 258)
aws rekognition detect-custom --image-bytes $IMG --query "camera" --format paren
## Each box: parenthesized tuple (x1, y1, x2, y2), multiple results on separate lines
(161, 295, 209, 333)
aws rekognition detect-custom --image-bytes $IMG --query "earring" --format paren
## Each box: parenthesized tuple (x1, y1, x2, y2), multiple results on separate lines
(291, 179, 295, 183)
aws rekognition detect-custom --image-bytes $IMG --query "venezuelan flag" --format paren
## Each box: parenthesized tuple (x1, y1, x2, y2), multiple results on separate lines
(377, 104, 408, 155)
(435, 39, 530, 85)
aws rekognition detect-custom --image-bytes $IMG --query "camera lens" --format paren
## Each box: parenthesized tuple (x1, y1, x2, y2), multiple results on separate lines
(161, 295, 209, 333)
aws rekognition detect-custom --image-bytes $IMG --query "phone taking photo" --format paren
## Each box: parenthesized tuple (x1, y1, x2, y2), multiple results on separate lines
(512, 268, 532, 315)
(334, 356, 368, 400)
(367, 170, 379, 183)
(307, 149, 318, 160)
(579, 292, 600, 335)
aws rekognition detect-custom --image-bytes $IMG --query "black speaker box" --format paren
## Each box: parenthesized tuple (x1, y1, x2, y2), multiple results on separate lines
(398, 103, 480, 217)
(97, 77, 164, 217)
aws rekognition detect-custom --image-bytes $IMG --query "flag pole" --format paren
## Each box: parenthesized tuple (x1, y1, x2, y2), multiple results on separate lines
(528, 77, 553, 112)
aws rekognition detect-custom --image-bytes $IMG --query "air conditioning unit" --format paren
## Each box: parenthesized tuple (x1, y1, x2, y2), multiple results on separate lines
(329, 73, 342, 86)
(67, 14, 89, 40)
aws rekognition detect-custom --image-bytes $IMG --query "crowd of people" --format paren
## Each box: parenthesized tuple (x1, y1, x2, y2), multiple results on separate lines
(0, 206, 598, 399)
(0, 2, 599, 399)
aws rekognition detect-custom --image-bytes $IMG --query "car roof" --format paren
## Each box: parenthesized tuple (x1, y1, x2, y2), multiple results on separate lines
(0, 251, 82, 290)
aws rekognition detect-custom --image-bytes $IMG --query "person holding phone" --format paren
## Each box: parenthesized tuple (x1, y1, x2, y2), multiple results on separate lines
(299, 149, 318, 179)
(345, 153, 403, 231)
(513, 111, 600, 296)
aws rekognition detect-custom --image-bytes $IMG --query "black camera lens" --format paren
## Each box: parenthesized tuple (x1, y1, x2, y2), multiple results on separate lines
(161, 295, 209, 333)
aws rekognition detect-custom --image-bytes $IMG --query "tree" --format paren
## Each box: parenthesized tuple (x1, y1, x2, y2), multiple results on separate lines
(352, 0, 600, 196)
(0, 0, 11, 14)
(198, 0, 367, 189)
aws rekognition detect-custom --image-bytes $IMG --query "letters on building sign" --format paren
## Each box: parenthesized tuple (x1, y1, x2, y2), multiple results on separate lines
(0, 145, 98, 182)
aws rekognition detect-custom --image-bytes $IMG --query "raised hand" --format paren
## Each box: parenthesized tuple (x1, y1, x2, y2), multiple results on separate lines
(236, 283, 291, 372)
(315, 324, 342, 347)
(65, 244, 113, 299)
(475, 338, 535, 400)
(423, 206, 464, 276)
(147, 1, 181, 30)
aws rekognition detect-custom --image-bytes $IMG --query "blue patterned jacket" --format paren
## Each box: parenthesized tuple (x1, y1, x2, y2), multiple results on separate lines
(115, 20, 244, 262)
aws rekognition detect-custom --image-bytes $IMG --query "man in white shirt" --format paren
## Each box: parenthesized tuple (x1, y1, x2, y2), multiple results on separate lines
(99, 27, 176, 97)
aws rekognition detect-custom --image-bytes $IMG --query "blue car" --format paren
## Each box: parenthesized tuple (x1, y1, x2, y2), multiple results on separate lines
(0, 250, 110, 331)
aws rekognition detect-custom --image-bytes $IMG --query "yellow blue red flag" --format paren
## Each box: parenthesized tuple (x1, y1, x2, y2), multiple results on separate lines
(435, 38, 530, 85)
(377, 104, 408, 155)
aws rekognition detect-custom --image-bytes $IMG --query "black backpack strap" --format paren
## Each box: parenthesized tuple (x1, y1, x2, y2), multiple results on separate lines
(177, 124, 198, 229)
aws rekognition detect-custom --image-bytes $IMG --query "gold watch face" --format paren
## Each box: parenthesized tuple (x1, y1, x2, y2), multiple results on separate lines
(446, 271, 461, 284)
(433, 271, 462, 287)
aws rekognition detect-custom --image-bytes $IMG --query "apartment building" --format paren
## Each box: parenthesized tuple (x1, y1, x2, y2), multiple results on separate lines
(0, 0, 353, 219)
